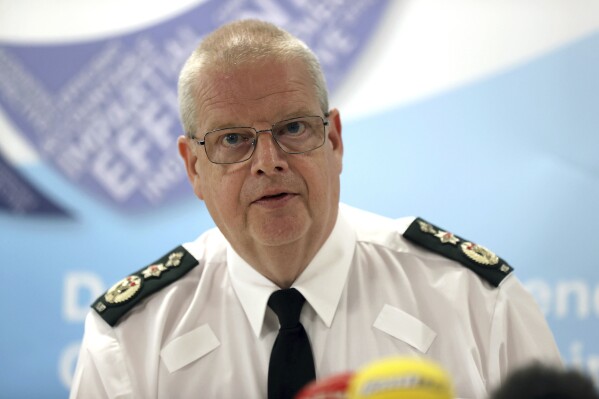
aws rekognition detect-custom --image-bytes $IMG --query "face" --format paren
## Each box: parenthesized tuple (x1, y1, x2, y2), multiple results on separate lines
(178, 58, 343, 263)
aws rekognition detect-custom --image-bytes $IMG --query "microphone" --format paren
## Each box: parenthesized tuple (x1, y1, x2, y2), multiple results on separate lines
(295, 371, 354, 399)
(347, 357, 454, 399)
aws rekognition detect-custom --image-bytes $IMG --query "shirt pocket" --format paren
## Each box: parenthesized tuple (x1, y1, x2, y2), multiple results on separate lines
(373, 304, 437, 353)
(160, 324, 221, 373)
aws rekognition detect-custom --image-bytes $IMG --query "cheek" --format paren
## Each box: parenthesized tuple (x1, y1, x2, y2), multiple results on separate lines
(192, 175, 205, 200)
(323, 155, 342, 200)
(197, 167, 244, 209)
(193, 156, 237, 197)
(191, 163, 209, 200)
(192, 161, 217, 201)
(304, 163, 336, 202)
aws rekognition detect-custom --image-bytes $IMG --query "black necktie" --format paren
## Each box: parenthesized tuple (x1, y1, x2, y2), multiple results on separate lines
(267, 288, 316, 399)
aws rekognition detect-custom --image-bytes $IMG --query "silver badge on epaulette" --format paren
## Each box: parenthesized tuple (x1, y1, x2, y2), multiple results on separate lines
(418, 220, 437, 234)
(104, 275, 142, 304)
(460, 242, 499, 266)
(166, 252, 184, 267)
(94, 302, 107, 312)
(435, 230, 460, 245)
(142, 263, 167, 278)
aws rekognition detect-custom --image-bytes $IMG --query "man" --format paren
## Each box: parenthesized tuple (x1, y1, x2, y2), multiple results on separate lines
(70, 20, 562, 399)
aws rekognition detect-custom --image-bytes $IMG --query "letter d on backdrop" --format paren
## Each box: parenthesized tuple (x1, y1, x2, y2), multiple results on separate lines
(63, 272, 104, 322)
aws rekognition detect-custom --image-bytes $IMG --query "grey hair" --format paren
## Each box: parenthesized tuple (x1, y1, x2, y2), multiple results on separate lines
(178, 19, 329, 137)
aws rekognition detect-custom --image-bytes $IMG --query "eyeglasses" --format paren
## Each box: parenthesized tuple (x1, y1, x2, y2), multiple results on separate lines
(192, 115, 329, 164)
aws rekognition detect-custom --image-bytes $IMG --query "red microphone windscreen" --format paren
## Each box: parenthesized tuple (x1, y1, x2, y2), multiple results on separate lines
(295, 371, 354, 399)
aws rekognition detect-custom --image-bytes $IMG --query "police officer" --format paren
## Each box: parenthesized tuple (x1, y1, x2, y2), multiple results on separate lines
(70, 20, 562, 399)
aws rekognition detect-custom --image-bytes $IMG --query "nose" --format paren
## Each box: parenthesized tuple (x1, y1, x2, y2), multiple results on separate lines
(250, 131, 288, 175)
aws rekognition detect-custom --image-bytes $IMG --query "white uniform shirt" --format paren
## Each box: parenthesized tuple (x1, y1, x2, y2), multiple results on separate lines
(70, 204, 562, 399)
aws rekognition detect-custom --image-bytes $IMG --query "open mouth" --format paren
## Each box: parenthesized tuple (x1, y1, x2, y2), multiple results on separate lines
(261, 193, 288, 200)
(253, 192, 296, 206)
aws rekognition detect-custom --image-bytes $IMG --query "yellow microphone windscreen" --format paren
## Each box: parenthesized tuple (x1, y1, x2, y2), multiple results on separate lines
(347, 357, 454, 399)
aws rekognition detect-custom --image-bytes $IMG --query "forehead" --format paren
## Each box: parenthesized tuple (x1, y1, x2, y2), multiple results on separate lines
(195, 59, 319, 130)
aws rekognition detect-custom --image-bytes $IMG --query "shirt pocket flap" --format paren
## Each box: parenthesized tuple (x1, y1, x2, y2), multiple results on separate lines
(160, 324, 220, 373)
(373, 304, 437, 353)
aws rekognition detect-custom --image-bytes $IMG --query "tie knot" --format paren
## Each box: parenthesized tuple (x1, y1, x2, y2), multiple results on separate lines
(268, 288, 306, 329)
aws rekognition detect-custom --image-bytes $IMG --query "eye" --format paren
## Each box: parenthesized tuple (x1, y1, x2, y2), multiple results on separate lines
(223, 133, 241, 146)
(281, 120, 306, 136)
(216, 132, 253, 148)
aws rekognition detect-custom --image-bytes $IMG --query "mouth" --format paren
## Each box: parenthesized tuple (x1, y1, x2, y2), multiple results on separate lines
(260, 192, 288, 200)
(252, 192, 297, 207)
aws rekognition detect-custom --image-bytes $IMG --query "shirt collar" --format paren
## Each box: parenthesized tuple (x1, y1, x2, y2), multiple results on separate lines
(228, 208, 357, 338)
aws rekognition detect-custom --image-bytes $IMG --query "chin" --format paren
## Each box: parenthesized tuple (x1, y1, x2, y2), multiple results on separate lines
(251, 215, 311, 247)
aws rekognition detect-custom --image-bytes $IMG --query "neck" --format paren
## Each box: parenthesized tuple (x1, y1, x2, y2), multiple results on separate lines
(246, 236, 322, 289)
(234, 221, 336, 289)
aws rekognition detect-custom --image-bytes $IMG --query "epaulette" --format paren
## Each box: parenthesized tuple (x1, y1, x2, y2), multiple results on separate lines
(91, 246, 199, 326)
(403, 218, 513, 287)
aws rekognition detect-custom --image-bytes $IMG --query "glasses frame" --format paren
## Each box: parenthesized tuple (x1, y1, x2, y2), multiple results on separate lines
(192, 114, 329, 165)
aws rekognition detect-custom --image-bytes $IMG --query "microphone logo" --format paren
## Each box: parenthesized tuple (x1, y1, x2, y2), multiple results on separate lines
(348, 357, 454, 399)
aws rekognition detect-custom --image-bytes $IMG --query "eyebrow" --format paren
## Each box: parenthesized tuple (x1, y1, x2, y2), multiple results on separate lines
(204, 109, 321, 132)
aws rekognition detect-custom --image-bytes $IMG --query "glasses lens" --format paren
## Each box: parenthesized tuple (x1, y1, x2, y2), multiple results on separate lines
(204, 129, 256, 164)
(272, 116, 326, 154)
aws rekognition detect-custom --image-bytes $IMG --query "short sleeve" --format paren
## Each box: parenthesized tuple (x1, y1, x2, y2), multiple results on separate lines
(70, 311, 134, 399)
(485, 275, 563, 389)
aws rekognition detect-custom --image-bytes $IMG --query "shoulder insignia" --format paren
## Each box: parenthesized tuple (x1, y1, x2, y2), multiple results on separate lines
(91, 246, 199, 326)
(403, 218, 513, 287)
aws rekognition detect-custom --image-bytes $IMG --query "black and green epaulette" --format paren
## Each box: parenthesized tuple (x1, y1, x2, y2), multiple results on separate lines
(92, 246, 199, 326)
(403, 218, 513, 287)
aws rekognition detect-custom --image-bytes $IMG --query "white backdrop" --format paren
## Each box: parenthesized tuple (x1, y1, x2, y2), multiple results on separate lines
(1, 1, 598, 397)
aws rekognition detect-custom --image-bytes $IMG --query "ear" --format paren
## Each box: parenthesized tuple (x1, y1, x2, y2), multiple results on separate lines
(326, 108, 343, 173)
(177, 135, 205, 200)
